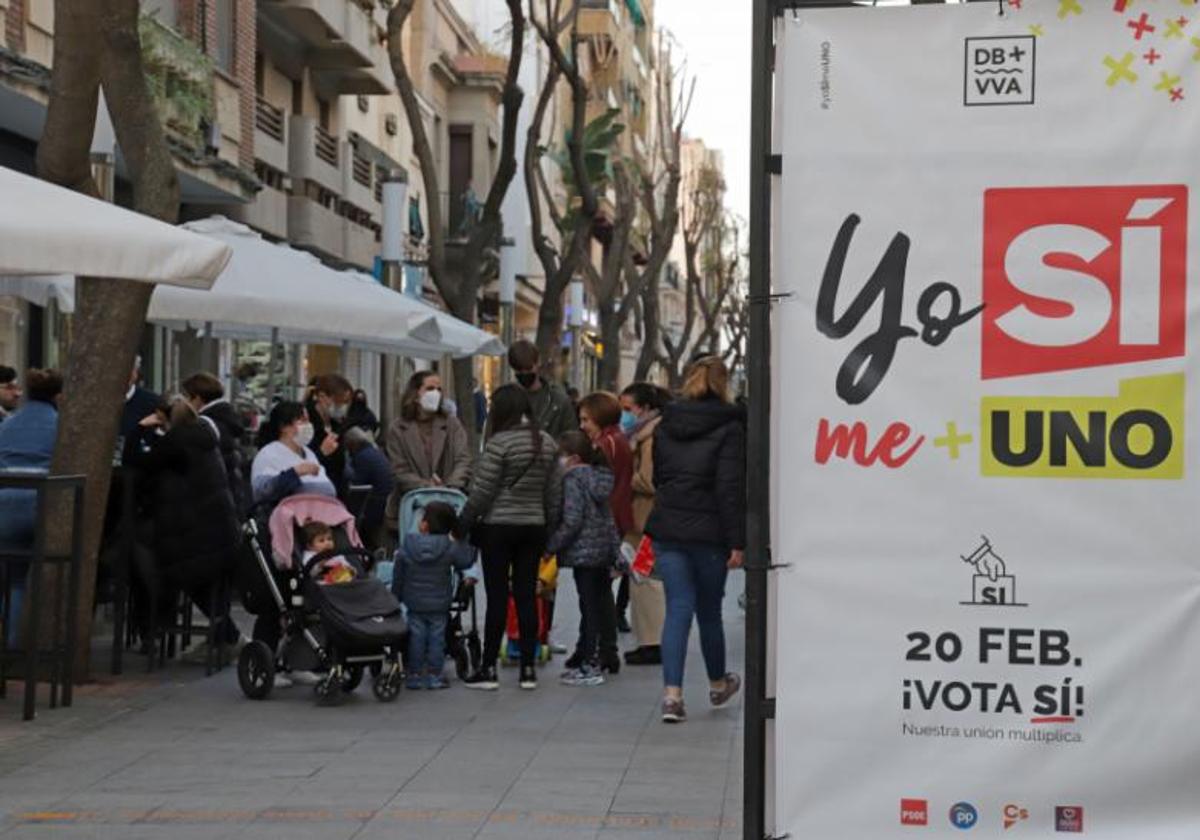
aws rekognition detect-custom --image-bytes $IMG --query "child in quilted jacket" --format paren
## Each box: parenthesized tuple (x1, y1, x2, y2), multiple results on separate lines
(545, 431, 620, 687)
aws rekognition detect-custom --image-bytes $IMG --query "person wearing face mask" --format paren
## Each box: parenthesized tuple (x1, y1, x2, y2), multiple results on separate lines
(304, 373, 353, 496)
(507, 340, 577, 438)
(384, 371, 472, 535)
(250, 401, 336, 505)
(617, 382, 671, 666)
(248, 401, 336, 679)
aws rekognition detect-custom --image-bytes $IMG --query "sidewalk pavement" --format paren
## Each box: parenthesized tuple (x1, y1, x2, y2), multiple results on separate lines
(0, 575, 745, 840)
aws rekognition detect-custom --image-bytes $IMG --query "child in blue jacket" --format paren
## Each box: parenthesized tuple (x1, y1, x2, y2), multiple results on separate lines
(393, 502, 474, 689)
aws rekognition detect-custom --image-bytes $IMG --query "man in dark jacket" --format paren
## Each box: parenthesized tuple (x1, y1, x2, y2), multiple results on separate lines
(182, 372, 250, 517)
(507, 339, 577, 438)
(121, 356, 161, 442)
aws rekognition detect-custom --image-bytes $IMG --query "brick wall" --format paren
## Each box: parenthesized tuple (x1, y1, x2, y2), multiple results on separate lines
(4, 0, 24, 52)
(236, 0, 255, 170)
(176, 0, 256, 171)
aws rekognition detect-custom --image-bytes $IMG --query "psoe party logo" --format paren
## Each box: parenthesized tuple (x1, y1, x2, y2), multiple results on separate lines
(982, 185, 1187, 380)
(900, 798, 928, 827)
(981, 374, 1184, 480)
(964, 36, 1036, 106)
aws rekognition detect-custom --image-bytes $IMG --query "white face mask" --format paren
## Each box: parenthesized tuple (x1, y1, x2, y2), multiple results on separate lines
(419, 389, 442, 413)
(294, 422, 314, 448)
(558, 455, 572, 470)
(329, 403, 348, 421)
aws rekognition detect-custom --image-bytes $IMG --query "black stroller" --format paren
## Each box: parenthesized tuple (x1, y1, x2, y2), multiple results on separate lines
(236, 494, 405, 704)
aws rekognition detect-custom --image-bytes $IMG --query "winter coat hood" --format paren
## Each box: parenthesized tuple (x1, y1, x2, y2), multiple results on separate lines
(659, 398, 745, 442)
(403, 532, 454, 566)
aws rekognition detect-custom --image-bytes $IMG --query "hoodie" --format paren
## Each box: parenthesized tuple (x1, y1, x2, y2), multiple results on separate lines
(645, 397, 746, 551)
(392, 532, 476, 614)
(546, 464, 621, 569)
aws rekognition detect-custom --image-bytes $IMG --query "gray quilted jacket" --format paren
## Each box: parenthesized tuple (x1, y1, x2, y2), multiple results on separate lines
(460, 427, 562, 529)
(545, 465, 619, 569)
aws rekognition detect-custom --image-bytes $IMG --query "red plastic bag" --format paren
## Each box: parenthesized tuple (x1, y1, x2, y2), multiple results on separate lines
(631, 536, 655, 580)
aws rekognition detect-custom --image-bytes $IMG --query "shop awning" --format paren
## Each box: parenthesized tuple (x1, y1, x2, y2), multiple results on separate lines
(0, 165, 230, 287)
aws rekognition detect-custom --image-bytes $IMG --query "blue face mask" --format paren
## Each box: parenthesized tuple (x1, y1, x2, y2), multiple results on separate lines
(619, 410, 638, 433)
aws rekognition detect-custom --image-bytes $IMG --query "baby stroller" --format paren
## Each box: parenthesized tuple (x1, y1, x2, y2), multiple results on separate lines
(395, 488, 482, 681)
(236, 494, 406, 704)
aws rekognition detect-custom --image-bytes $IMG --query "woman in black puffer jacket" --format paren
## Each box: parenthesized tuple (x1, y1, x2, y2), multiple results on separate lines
(123, 399, 241, 645)
(645, 356, 746, 724)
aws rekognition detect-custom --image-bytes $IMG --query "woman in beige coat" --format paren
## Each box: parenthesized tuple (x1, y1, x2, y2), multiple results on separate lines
(620, 382, 670, 665)
(385, 371, 472, 532)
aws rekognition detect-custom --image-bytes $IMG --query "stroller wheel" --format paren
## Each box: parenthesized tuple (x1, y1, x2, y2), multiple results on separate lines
(238, 642, 275, 701)
(340, 665, 364, 693)
(453, 649, 470, 682)
(373, 667, 402, 702)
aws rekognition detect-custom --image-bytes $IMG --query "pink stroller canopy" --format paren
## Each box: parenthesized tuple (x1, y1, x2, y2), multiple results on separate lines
(268, 494, 362, 569)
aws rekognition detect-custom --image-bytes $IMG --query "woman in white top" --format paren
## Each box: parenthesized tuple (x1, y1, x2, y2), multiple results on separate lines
(248, 401, 336, 685)
(250, 401, 337, 504)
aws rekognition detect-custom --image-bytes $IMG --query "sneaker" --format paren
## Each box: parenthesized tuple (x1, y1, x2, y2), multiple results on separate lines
(549, 642, 568, 655)
(463, 666, 499, 691)
(272, 673, 294, 689)
(563, 651, 583, 671)
(289, 670, 321, 686)
(661, 696, 687, 723)
(405, 676, 425, 691)
(519, 664, 538, 690)
(624, 645, 662, 666)
(426, 674, 450, 690)
(709, 672, 742, 708)
(560, 666, 605, 687)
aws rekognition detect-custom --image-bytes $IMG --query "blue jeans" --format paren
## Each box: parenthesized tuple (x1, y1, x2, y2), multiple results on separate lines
(654, 541, 729, 688)
(407, 611, 448, 677)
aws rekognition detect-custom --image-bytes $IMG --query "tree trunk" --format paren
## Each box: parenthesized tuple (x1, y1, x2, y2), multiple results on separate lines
(37, 0, 181, 676)
(596, 304, 623, 392)
(388, 0, 525, 438)
(634, 278, 659, 382)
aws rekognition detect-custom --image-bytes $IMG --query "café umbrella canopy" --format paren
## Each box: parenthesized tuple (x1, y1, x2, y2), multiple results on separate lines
(340, 270, 507, 359)
(0, 166, 231, 286)
(0, 217, 448, 352)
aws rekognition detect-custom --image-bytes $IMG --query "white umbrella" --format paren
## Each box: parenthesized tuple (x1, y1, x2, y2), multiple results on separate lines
(0, 166, 230, 287)
(340, 271, 507, 359)
(0, 217, 445, 353)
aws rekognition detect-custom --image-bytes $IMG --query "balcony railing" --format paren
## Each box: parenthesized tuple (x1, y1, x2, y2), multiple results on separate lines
(351, 152, 372, 189)
(314, 124, 339, 168)
(255, 97, 285, 142)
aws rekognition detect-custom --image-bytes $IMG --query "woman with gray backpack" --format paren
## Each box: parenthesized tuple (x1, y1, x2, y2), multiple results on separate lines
(545, 430, 622, 687)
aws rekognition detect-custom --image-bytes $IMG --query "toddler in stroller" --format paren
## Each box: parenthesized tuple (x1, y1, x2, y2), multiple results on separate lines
(236, 494, 406, 704)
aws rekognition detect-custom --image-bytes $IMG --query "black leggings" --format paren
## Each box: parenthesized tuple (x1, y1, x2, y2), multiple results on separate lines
(475, 524, 546, 668)
(573, 567, 616, 663)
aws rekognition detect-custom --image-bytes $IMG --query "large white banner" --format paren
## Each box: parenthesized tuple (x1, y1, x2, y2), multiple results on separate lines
(773, 3, 1200, 838)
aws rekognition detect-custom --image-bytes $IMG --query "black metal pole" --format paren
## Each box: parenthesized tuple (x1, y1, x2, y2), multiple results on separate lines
(744, 0, 775, 838)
